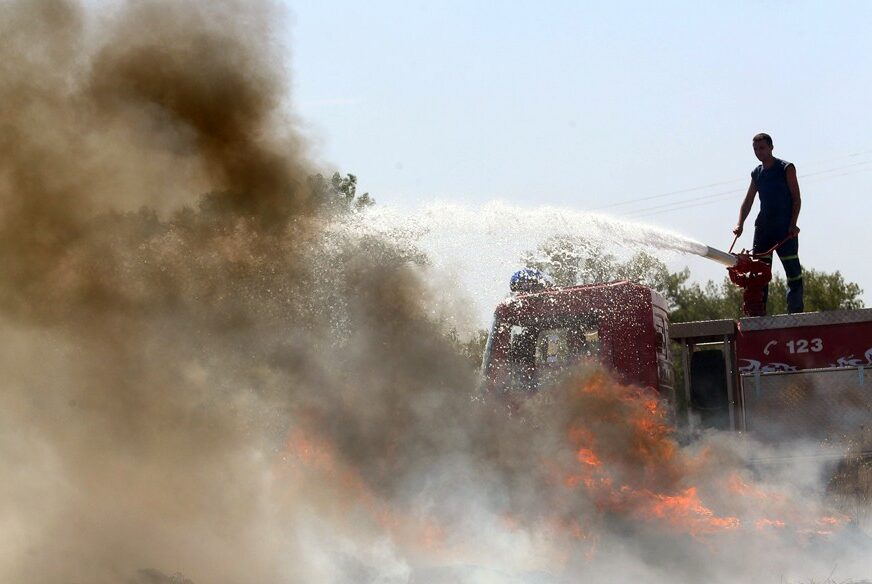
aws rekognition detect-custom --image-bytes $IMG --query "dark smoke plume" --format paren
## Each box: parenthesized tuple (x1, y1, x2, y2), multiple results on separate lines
(0, 1, 487, 581)
(0, 0, 325, 581)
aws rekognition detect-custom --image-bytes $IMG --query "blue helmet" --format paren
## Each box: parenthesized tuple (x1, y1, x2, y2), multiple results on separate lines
(510, 268, 554, 293)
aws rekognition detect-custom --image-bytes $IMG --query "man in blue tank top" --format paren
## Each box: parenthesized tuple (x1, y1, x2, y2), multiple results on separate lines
(732, 133, 804, 314)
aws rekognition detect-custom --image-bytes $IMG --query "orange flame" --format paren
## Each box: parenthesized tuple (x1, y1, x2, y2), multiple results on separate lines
(557, 373, 857, 542)
(727, 473, 784, 503)
(636, 487, 740, 534)
(560, 377, 743, 538)
(280, 427, 451, 556)
(756, 518, 786, 530)
(576, 448, 602, 467)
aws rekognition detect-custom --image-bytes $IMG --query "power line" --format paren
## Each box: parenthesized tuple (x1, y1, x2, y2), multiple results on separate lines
(624, 165, 872, 219)
(622, 189, 737, 218)
(590, 177, 744, 211)
(798, 158, 872, 178)
(618, 160, 872, 218)
(590, 150, 872, 213)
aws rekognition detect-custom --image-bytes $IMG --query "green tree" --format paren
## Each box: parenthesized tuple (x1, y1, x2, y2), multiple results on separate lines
(521, 235, 671, 291)
(667, 269, 864, 322)
(521, 236, 864, 322)
(666, 275, 743, 323)
(447, 328, 490, 370)
(767, 268, 864, 314)
(308, 172, 374, 214)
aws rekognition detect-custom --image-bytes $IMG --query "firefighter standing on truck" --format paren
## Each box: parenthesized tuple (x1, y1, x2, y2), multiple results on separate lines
(733, 132, 804, 314)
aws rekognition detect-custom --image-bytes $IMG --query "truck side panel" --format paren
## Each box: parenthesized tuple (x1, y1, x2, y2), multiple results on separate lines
(737, 318, 872, 373)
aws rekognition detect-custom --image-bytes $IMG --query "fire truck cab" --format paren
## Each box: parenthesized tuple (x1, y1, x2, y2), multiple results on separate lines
(481, 280, 674, 399)
(482, 279, 872, 443)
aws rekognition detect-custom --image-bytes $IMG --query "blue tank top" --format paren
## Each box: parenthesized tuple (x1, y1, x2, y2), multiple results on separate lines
(752, 158, 793, 228)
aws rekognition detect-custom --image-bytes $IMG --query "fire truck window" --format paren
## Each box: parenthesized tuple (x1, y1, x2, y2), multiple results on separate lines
(582, 330, 599, 353)
(508, 326, 536, 365)
(500, 321, 599, 392)
(505, 325, 537, 392)
(535, 326, 599, 367)
(537, 329, 569, 365)
(654, 315, 669, 360)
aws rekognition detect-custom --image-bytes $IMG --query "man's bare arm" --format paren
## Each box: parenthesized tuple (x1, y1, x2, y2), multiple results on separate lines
(733, 179, 757, 237)
(785, 164, 801, 235)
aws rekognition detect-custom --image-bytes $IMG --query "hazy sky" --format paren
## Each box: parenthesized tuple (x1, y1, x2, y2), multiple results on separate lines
(286, 1, 872, 301)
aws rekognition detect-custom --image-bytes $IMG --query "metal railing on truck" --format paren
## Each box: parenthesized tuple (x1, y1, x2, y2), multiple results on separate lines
(740, 366, 872, 446)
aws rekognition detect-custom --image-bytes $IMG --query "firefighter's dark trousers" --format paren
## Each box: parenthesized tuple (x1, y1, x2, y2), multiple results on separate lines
(753, 226, 804, 314)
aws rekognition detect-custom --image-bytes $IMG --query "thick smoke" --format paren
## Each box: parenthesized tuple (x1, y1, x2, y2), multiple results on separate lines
(0, 1, 491, 580)
(1, 1, 870, 583)
(0, 0, 322, 581)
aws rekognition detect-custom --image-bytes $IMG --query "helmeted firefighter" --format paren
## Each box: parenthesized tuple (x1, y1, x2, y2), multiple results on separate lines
(509, 268, 554, 294)
(733, 133, 804, 314)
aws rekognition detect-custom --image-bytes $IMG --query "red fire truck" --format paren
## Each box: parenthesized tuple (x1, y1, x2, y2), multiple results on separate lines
(482, 279, 872, 443)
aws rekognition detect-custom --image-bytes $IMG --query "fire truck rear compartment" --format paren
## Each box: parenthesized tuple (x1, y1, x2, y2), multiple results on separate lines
(673, 310, 872, 446)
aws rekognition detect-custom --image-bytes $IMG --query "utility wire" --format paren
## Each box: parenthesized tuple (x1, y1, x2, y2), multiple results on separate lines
(797, 158, 872, 178)
(590, 178, 745, 211)
(625, 165, 872, 219)
(592, 150, 872, 213)
(623, 189, 737, 218)
(618, 159, 872, 218)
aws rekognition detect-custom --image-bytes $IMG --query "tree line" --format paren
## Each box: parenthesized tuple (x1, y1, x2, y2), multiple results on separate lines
(522, 235, 863, 322)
